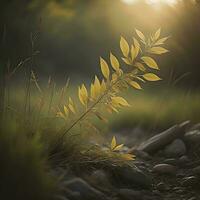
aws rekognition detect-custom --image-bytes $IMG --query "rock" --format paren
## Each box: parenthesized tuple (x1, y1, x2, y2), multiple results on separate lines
(88, 170, 113, 191)
(179, 155, 190, 164)
(190, 123, 200, 131)
(118, 189, 157, 200)
(164, 139, 186, 157)
(63, 178, 107, 200)
(113, 166, 152, 189)
(118, 189, 143, 200)
(153, 164, 177, 175)
(192, 166, 200, 175)
(184, 130, 200, 144)
(156, 182, 169, 192)
(163, 158, 178, 165)
(55, 196, 70, 200)
(181, 176, 198, 187)
(138, 121, 190, 154)
(129, 149, 152, 160)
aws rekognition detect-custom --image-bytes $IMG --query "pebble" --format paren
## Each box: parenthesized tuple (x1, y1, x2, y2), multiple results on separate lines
(153, 164, 177, 175)
(179, 155, 190, 164)
(113, 166, 152, 189)
(156, 182, 169, 192)
(63, 178, 107, 200)
(164, 139, 186, 158)
(163, 158, 178, 165)
(192, 166, 200, 175)
(181, 176, 198, 187)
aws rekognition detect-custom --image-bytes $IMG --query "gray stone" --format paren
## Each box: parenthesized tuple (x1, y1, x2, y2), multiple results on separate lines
(192, 166, 200, 175)
(190, 123, 200, 131)
(55, 196, 70, 200)
(63, 178, 107, 200)
(153, 164, 177, 175)
(184, 130, 200, 144)
(163, 158, 178, 165)
(156, 182, 169, 192)
(181, 176, 198, 187)
(88, 170, 113, 190)
(118, 189, 143, 200)
(114, 166, 152, 189)
(138, 121, 190, 154)
(164, 139, 186, 157)
(179, 155, 190, 164)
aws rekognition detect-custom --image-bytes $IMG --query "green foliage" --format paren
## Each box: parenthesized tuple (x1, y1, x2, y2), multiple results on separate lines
(0, 127, 56, 200)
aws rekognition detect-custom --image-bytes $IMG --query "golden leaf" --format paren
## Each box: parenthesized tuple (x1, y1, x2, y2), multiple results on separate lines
(135, 29, 145, 41)
(154, 37, 169, 46)
(121, 153, 136, 161)
(64, 105, 69, 116)
(56, 111, 66, 120)
(111, 136, 117, 150)
(141, 56, 159, 70)
(78, 84, 88, 106)
(133, 38, 140, 57)
(113, 144, 124, 151)
(111, 96, 130, 107)
(110, 52, 120, 71)
(148, 47, 169, 55)
(101, 79, 107, 93)
(143, 73, 162, 81)
(134, 62, 146, 72)
(120, 36, 129, 57)
(68, 97, 76, 114)
(122, 57, 132, 65)
(154, 28, 161, 40)
(129, 81, 142, 90)
(90, 83, 95, 101)
(100, 57, 110, 80)
(93, 76, 101, 98)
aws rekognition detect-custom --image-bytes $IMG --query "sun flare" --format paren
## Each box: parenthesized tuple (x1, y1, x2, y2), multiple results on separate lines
(121, 0, 138, 5)
(121, 0, 179, 6)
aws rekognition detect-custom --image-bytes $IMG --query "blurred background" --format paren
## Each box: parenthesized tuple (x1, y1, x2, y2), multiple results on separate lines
(0, 0, 200, 130)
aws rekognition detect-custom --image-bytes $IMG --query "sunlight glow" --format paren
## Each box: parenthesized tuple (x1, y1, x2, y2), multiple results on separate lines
(121, 0, 138, 5)
(146, 0, 179, 6)
(121, 0, 180, 6)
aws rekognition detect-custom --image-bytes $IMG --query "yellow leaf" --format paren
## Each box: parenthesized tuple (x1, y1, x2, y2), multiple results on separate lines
(148, 47, 169, 55)
(122, 57, 132, 65)
(131, 45, 136, 61)
(93, 76, 101, 98)
(101, 79, 107, 93)
(68, 97, 76, 114)
(129, 81, 142, 90)
(111, 73, 118, 83)
(78, 84, 88, 106)
(113, 144, 124, 151)
(90, 83, 95, 101)
(56, 112, 67, 120)
(78, 87, 84, 105)
(100, 57, 110, 80)
(141, 56, 159, 70)
(110, 52, 120, 71)
(120, 36, 129, 57)
(111, 136, 117, 150)
(154, 37, 169, 46)
(134, 62, 146, 72)
(154, 28, 161, 40)
(111, 96, 130, 107)
(121, 153, 136, 161)
(135, 29, 145, 41)
(64, 105, 69, 116)
(133, 38, 140, 54)
(143, 73, 162, 81)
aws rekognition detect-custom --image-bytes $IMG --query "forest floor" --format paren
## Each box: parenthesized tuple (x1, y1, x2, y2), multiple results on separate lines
(55, 120, 200, 200)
